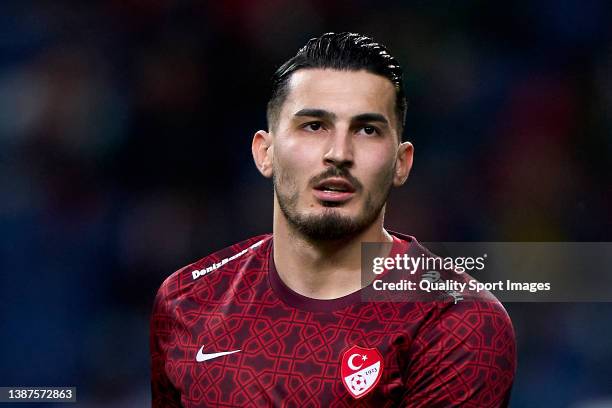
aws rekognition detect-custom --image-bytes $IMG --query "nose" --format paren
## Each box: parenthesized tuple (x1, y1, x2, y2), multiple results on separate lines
(323, 129, 354, 168)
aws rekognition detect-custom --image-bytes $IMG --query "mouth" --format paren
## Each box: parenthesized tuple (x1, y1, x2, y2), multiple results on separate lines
(312, 177, 356, 203)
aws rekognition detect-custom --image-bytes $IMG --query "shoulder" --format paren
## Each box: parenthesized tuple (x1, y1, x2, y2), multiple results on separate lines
(433, 299, 515, 344)
(402, 299, 516, 407)
(392, 232, 501, 303)
(387, 232, 516, 355)
(410, 288, 515, 352)
(152, 234, 272, 313)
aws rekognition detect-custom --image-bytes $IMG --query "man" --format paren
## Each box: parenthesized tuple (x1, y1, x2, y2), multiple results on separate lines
(151, 32, 516, 407)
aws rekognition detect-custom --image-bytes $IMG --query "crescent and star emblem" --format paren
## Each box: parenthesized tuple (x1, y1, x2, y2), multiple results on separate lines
(341, 346, 383, 399)
(347, 353, 368, 370)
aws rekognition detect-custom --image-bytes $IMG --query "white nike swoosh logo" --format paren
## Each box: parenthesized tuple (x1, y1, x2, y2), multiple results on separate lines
(195, 346, 241, 362)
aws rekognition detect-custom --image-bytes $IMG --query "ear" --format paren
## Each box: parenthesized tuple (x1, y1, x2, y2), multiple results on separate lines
(393, 141, 414, 186)
(252, 130, 274, 178)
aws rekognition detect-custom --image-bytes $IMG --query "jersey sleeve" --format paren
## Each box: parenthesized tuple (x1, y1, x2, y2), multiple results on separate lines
(150, 283, 182, 407)
(401, 300, 516, 407)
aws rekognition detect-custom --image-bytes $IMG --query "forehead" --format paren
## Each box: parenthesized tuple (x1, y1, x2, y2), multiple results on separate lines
(281, 69, 396, 121)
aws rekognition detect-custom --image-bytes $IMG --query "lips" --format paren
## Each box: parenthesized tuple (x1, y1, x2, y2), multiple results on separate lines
(312, 177, 356, 203)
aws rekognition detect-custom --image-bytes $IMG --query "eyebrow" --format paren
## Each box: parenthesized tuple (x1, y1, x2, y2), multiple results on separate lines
(294, 108, 337, 121)
(352, 113, 389, 126)
(293, 109, 389, 126)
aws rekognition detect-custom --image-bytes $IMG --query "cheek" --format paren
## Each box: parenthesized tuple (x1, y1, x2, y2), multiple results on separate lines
(275, 140, 320, 184)
(356, 149, 396, 189)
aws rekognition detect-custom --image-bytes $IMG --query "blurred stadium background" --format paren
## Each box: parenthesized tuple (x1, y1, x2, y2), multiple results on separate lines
(0, 1, 611, 406)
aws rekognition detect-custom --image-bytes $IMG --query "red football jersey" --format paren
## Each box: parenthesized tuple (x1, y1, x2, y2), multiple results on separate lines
(150, 232, 516, 407)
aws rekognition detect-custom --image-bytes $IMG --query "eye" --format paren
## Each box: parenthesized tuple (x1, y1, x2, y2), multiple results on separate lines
(302, 122, 324, 132)
(358, 126, 379, 136)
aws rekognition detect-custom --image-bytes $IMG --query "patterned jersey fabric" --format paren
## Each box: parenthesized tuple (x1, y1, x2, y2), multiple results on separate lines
(150, 232, 516, 407)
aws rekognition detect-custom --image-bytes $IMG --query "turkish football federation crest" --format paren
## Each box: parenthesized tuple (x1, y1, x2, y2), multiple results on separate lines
(340, 345, 384, 399)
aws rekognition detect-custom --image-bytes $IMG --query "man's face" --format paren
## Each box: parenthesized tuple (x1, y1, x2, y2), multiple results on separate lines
(269, 68, 406, 240)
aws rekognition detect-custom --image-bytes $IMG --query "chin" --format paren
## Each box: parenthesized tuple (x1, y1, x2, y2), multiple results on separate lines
(312, 204, 355, 217)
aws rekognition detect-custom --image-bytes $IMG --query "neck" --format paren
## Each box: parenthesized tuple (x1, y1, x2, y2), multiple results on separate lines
(272, 201, 393, 300)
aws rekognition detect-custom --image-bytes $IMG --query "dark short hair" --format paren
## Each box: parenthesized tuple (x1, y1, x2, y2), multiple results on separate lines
(266, 32, 407, 138)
